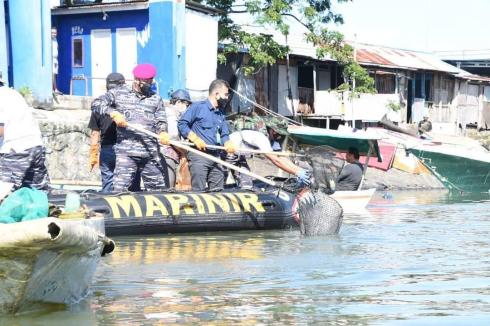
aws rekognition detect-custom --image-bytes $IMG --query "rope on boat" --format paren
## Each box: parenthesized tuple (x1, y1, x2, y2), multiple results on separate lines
(229, 88, 303, 126)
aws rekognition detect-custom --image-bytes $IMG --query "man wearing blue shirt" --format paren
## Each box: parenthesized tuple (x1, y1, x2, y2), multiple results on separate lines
(178, 79, 236, 191)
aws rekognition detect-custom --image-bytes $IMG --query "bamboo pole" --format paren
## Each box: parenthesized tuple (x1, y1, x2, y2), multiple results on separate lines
(176, 141, 302, 157)
(127, 124, 279, 187)
(50, 180, 101, 186)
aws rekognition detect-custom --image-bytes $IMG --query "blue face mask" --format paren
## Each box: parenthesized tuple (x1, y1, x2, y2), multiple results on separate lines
(150, 83, 158, 93)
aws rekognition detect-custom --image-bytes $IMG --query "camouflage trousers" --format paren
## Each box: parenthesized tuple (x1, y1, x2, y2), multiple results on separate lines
(224, 154, 253, 189)
(0, 146, 50, 191)
(113, 152, 168, 192)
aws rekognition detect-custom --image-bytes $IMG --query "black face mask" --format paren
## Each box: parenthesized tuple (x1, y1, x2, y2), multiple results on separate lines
(216, 96, 228, 109)
(139, 81, 153, 96)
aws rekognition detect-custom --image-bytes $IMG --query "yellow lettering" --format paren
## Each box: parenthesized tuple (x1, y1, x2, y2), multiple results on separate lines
(200, 194, 231, 214)
(223, 193, 241, 212)
(144, 195, 169, 217)
(104, 195, 142, 218)
(189, 194, 206, 215)
(164, 194, 193, 215)
(235, 193, 266, 213)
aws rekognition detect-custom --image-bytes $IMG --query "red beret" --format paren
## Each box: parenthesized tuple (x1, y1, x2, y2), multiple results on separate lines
(133, 63, 157, 79)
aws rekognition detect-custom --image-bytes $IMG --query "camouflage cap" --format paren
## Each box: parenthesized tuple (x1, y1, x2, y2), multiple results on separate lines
(231, 113, 267, 135)
(263, 116, 289, 135)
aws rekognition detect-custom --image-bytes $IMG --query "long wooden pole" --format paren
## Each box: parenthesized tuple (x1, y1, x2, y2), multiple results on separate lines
(127, 124, 279, 187)
(176, 141, 302, 157)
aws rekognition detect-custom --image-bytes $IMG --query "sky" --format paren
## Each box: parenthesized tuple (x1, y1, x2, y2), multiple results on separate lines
(332, 0, 490, 58)
(49, 0, 490, 59)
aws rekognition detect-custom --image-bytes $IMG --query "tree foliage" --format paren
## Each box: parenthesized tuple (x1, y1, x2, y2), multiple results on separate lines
(194, 0, 375, 93)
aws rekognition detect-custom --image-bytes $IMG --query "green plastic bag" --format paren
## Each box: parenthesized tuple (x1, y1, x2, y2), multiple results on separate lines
(0, 187, 49, 224)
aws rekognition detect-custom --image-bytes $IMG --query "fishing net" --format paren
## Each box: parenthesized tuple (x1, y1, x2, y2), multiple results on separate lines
(283, 145, 345, 236)
(298, 190, 343, 236)
(299, 145, 345, 194)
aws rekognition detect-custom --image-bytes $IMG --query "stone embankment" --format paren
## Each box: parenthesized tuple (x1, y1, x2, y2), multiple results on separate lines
(34, 108, 99, 183)
(36, 107, 483, 190)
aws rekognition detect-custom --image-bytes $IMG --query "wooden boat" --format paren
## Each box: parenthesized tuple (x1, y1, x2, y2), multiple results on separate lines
(373, 124, 490, 193)
(331, 188, 377, 213)
(287, 125, 380, 210)
(0, 216, 114, 313)
(287, 125, 382, 161)
(407, 142, 490, 193)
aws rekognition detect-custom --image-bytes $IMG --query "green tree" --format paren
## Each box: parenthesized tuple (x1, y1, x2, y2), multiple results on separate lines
(195, 0, 375, 94)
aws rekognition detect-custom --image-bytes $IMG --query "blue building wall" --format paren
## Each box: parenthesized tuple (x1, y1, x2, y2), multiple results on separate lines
(146, 0, 186, 98)
(8, 0, 52, 103)
(53, 10, 148, 96)
(0, 1, 8, 85)
(53, 0, 186, 99)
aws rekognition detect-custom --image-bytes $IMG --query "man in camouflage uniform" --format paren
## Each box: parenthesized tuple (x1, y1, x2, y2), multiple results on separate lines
(0, 77, 50, 191)
(89, 72, 142, 193)
(227, 112, 311, 188)
(95, 63, 171, 192)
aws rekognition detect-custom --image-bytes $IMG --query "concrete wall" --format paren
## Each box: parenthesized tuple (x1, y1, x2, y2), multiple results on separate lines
(185, 8, 218, 100)
(34, 109, 98, 182)
(314, 91, 401, 122)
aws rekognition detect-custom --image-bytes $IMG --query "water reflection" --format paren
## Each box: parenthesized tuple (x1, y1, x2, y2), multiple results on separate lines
(370, 189, 490, 206)
(3, 191, 490, 325)
(111, 235, 268, 265)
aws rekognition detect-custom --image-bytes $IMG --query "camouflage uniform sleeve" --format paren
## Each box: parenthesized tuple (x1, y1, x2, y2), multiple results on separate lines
(154, 97, 168, 133)
(220, 119, 231, 143)
(91, 90, 116, 116)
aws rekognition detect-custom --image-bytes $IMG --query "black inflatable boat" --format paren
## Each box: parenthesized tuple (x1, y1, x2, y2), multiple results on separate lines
(49, 187, 309, 236)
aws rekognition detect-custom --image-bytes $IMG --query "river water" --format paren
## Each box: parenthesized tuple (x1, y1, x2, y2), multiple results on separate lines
(3, 190, 490, 325)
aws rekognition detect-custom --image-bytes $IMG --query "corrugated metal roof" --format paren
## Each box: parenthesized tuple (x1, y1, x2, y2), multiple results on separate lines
(238, 26, 463, 73)
(454, 69, 490, 82)
(238, 24, 328, 60)
(353, 43, 461, 74)
(229, 21, 490, 82)
(355, 44, 490, 82)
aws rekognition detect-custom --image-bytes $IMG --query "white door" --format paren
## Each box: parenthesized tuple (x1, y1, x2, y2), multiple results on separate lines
(91, 29, 112, 97)
(116, 28, 137, 84)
